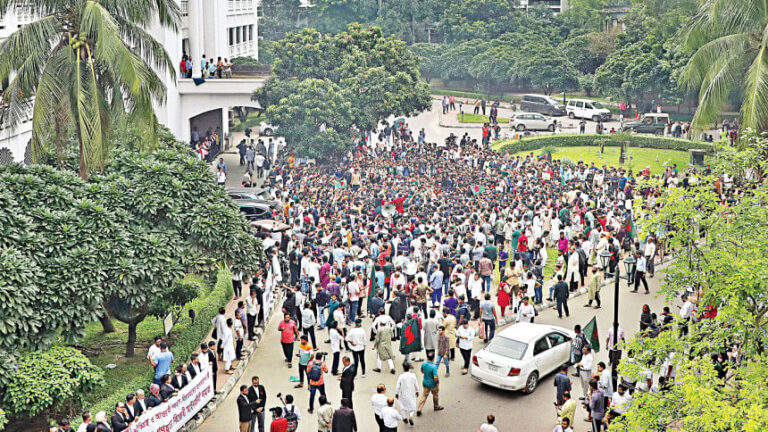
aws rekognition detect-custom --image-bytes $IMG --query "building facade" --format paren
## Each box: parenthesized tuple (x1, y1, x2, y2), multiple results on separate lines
(0, 0, 263, 164)
(517, 0, 569, 14)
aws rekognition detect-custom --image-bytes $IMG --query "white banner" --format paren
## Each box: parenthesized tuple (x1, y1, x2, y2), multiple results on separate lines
(129, 368, 214, 432)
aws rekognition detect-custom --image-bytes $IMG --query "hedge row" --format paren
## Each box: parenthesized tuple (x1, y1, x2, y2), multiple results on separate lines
(76, 268, 233, 426)
(493, 133, 714, 154)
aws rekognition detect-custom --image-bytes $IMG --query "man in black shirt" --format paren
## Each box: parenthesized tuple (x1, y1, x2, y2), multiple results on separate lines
(248, 376, 268, 432)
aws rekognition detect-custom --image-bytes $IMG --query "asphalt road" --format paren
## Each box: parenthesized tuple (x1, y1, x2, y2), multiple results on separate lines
(197, 261, 672, 432)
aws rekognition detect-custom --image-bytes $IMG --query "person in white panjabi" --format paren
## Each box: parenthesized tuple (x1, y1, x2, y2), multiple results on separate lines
(222, 318, 237, 373)
(271, 249, 282, 284)
(395, 363, 419, 426)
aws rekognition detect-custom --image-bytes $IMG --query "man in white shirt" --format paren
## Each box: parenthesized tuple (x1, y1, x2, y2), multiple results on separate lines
(246, 291, 260, 340)
(597, 361, 613, 399)
(610, 384, 632, 416)
(371, 384, 389, 429)
(576, 345, 594, 400)
(679, 295, 695, 336)
(479, 414, 499, 432)
(76, 412, 91, 432)
(395, 364, 419, 425)
(345, 319, 367, 377)
(381, 398, 403, 430)
(147, 336, 162, 366)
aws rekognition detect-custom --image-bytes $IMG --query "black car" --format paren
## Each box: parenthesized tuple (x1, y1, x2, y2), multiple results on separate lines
(226, 188, 277, 208)
(235, 200, 273, 221)
(520, 94, 567, 117)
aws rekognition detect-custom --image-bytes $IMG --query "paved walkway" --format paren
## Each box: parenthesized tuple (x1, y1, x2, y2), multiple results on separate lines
(197, 258, 674, 432)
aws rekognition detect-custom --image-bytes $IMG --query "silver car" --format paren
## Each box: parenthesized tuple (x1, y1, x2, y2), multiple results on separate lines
(511, 112, 556, 132)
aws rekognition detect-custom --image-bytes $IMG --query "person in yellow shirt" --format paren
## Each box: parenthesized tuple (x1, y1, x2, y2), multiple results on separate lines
(557, 391, 577, 426)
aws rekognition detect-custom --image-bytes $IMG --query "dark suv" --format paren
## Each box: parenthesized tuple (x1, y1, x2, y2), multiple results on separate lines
(520, 94, 567, 117)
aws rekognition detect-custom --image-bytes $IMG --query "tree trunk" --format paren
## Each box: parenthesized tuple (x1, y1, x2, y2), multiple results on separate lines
(126, 321, 138, 358)
(98, 304, 116, 333)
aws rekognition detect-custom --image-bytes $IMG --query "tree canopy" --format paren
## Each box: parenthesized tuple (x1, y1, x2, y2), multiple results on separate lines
(254, 24, 430, 159)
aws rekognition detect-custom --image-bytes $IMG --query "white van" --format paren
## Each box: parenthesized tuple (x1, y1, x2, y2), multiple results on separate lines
(566, 99, 612, 122)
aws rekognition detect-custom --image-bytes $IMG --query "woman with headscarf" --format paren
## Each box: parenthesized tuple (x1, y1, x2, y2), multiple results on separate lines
(640, 304, 653, 331)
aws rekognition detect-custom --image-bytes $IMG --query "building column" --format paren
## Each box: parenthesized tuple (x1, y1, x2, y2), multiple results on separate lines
(221, 107, 230, 150)
(188, 0, 204, 77)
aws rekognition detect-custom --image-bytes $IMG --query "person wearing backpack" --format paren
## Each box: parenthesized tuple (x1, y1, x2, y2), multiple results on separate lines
(282, 394, 301, 432)
(306, 353, 329, 414)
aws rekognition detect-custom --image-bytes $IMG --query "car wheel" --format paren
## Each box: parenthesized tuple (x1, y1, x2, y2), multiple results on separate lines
(568, 112, 575, 119)
(263, 128, 273, 136)
(592, 115, 600, 122)
(654, 129, 664, 136)
(523, 371, 539, 394)
(516, 124, 526, 132)
(548, 124, 555, 132)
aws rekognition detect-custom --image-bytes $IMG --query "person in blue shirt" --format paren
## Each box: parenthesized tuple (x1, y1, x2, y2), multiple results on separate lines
(152, 342, 174, 385)
(417, 352, 444, 415)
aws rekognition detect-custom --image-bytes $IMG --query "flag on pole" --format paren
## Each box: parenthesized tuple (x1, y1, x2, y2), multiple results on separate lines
(399, 317, 423, 355)
(471, 185, 485, 195)
(583, 316, 600, 353)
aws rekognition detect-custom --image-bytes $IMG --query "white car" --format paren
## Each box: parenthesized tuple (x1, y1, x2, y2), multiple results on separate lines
(511, 112, 556, 132)
(470, 323, 574, 394)
(566, 99, 612, 122)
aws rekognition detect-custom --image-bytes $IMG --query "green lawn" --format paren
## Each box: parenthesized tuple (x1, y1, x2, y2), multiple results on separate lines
(515, 146, 691, 174)
(231, 110, 263, 132)
(456, 113, 510, 124)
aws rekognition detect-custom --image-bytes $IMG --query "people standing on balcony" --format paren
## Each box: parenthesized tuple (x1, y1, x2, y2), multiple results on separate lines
(224, 58, 233, 78)
(201, 54, 207, 76)
(186, 57, 193, 78)
(216, 57, 224, 79)
(180, 55, 188, 79)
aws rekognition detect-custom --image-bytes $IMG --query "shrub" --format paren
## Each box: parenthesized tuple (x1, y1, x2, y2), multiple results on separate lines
(495, 133, 714, 154)
(230, 56, 261, 66)
(73, 268, 233, 428)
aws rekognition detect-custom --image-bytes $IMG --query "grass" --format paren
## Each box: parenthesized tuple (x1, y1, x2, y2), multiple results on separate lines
(231, 110, 263, 132)
(456, 113, 510, 124)
(75, 275, 210, 407)
(515, 146, 692, 174)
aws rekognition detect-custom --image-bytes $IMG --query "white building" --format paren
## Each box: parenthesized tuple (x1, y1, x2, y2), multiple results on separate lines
(0, 0, 265, 164)
(517, 0, 569, 14)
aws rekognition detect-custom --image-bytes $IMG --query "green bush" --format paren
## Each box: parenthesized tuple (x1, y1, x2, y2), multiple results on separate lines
(230, 56, 261, 66)
(494, 133, 714, 154)
(74, 268, 233, 428)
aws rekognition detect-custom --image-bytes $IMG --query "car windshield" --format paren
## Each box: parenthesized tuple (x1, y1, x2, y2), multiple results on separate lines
(592, 102, 605, 109)
(486, 336, 527, 360)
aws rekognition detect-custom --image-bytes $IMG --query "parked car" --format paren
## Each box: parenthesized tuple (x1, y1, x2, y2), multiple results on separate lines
(226, 188, 277, 208)
(235, 200, 273, 221)
(511, 113, 556, 132)
(566, 99, 612, 122)
(470, 323, 574, 394)
(621, 113, 670, 135)
(519, 94, 566, 117)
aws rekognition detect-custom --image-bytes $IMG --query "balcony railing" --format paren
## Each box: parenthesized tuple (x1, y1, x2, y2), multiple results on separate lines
(228, 42, 255, 59)
(181, 0, 188, 16)
(227, 0, 253, 12)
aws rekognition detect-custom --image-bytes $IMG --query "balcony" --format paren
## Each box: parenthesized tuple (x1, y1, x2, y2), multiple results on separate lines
(181, 0, 188, 16)
(228, 42, 254, 59)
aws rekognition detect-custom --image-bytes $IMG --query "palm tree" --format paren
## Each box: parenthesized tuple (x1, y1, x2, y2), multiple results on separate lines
(0, 0, 180, 179)
(681, 0, 768, 133)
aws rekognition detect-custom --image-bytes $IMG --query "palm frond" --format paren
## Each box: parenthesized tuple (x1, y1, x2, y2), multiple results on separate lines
(690, 53, 748, 130)
(0, 15, 60, 83)
(740, 45, 768, 132)
(81, 1, 167, 106)
(74, 45, 106, 176)
(113, 16, 176, 80)
(98, 0, 181, 31)
(681, 33, 752, 90)
(0, 50, 48, 129)
(30, 49, 73, 164)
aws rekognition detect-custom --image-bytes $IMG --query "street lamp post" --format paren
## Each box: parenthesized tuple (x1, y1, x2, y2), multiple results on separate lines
(598, 250, 636, 391)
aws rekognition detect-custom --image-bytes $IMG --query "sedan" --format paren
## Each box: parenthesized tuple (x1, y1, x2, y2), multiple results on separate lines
(511, 113, 556, 132)
(470, 322, 573, 394)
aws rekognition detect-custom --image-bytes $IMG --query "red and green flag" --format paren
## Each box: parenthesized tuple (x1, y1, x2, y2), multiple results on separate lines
(333, 179, 347, 190)
(471, 185, 485, 195)
(583, 316, 600, 353)
(399, 317, 423, 355)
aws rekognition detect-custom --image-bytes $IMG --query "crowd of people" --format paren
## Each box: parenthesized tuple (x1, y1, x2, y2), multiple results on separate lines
(179, 54, 234, 79)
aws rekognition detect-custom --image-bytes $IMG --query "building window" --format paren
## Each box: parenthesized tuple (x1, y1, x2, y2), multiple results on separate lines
(236, 26, 241, 44)
(249, 25, 254, 41)
(229, 28, 234, 46)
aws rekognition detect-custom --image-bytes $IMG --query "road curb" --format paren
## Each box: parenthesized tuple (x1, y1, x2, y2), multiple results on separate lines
(180, 288, 284, 432)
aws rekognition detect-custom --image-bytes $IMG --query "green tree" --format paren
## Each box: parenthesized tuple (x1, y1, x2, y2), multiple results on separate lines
(409, 43, 444, 81)
(312, 0, 378, 35)
(618, 148, 768, 430)
(559, 31, 616, 75)
(0, 0, 179, 179)
(256, 25, 430, 157)
(1, 347, 103, 426)
(260, 0, 303, 40)
(514, 44, 580, 95)
(681, 0, 768, 132)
